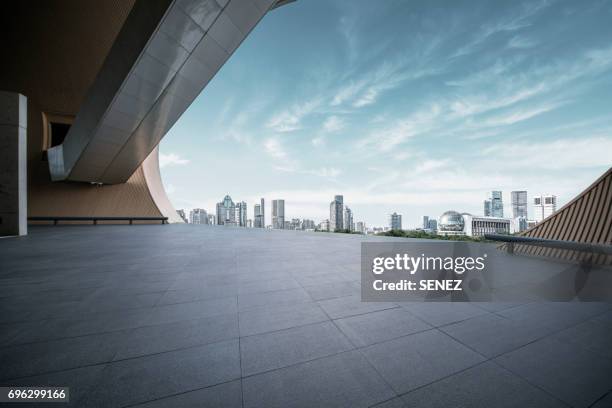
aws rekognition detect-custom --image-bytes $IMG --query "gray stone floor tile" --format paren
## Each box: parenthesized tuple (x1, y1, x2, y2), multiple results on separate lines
(440, 313, 553, 357)
(401, 361, 566, 408)
(242, 350, 395, 408)
(362, 329, 485, 394)
(238, 287, 312, 311)
(240, 321, 354, 376)
(371, 397, 407, 408)
(79, 339, 241, 407)
(304, 280, 361, 301)
(495, 337, 612, 408)
(401, 302, 488, 327)
(238, 302, 329, 336)
(497, 302, 612, 332)
(131, 380, 242, 407)
(0, 365, 107, 408)
(115, 313, 238, 360)
(0, 331, 124, 380)
(335, 308, 432, 347)
(552, 320, 612, 358)
(318, 295, 399, 319)
(145, 296, 237, 326)
(590, 391, 612, 408)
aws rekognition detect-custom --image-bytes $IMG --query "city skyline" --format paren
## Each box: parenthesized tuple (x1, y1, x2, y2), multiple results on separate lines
(159, 0, 612, 227)
(176, 187, 559, 230)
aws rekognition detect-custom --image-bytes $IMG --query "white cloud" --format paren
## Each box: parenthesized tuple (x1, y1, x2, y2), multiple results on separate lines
(323, 115, 345, 132)
(508, 35, 537, 49)
(482, 136, 612, 169)
(266, 100, 320, 133)
(263, 138, 288, 160)
(159, 153, 190, 168)
(475, 102, 561, 127)
(306, 167, 341, 178)
(357, 103, 442, 152)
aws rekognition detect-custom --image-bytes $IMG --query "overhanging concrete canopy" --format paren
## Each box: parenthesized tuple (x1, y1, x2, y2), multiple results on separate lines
(48, 0, 283, 184)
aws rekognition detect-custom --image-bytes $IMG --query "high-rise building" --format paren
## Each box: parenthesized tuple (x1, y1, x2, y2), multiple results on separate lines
(484, 200, 492, 217)
(428, 219, 438, 231)
(329, 195, 344, 232)
(216, 195, 236, 225)
(355, 221, 365, 234)
(260, 198, 265, 228)
(319, 219, 330, 231)
(236, 201, 247, 227)
(423, 216, 429, 229)
(272, 199, 285, 229)
(390, 212, 402, 230)
(484, 191, 503, 217)
(289, 218, 301, 230)
(207, 214, 216, 225)
(189, 208, 208, 224)
(247, 219, 252, 228)
(254, 203, 262, 228)
(534, 194, 557, 222)
(344, 206, 354, 232)
(511, 191, 528, 219)
(302, 219, 315, 230)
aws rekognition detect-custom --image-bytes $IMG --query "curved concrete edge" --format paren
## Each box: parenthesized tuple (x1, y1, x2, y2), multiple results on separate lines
(142, 146, 184, 223)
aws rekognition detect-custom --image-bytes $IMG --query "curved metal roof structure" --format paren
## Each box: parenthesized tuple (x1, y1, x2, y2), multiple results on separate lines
(48, 0, 290, 184)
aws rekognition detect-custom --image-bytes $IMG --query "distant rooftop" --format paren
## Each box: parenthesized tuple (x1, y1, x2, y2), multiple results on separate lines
(0, 226, 611, 407)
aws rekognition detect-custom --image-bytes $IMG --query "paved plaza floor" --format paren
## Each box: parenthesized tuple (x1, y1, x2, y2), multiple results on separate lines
(1, 225, 611, 407)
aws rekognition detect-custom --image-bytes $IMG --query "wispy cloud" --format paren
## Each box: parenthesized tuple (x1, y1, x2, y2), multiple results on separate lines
(266, 99, 320, 133)
(474, 102, 562, 127)
(357, 103, 442, 152)
(508, 35, 537, 49)
(323, 115, 346, 132)
(452, 0, 551, 58)
(159, 153, 190, 168)
(263, 138, 288, 160)
(482, 136, 612, 169)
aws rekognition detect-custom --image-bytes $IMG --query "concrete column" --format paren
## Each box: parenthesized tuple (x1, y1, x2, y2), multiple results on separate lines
(0, 91, 27, 236)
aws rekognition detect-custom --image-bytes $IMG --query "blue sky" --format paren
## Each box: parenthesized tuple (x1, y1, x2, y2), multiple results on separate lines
(160, 0, 612, 228)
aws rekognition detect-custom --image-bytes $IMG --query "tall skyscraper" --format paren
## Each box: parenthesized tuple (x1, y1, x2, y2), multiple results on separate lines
(534, 194, 557, 222)
(355, 221, 365, 234)
(216, 195, 236, 225)
(423, 216, 429, 229)
(260, 198, 265, 228)
(272, 199, 285, 229)
(189, 208, 207, 224)
(511, 191, 528, 219)
(329, 195, 344, 232)
(390, 212, 402, 230)
(254, 203, 263, 228)
(428, 219, 438, 231)
(236, 201, 247, 227)
(484, 191, 503, 217)
(344, 206, 354, 232)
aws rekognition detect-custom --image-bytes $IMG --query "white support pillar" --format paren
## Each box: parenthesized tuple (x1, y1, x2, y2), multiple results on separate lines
(0, 91, 27, 236)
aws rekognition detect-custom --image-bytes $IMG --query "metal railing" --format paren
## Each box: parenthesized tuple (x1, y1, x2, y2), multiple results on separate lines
(28, 216, 168, 225)
(484, 234, 612, 256)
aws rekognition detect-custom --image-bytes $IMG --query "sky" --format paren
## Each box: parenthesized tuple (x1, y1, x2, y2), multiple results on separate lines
(160, 0, 612, 229)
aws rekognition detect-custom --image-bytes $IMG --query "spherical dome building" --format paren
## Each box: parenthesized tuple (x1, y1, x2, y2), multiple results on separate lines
(438, 211, 466, 235)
